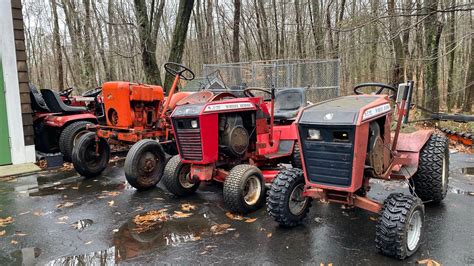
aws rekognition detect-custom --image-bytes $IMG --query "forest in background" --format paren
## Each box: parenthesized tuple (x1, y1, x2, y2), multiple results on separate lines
(23, 0, 473, 113)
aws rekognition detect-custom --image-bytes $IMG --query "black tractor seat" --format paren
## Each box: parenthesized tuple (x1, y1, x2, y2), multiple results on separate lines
(41, 89, 87, 113)
(274, 87, 306, 120)
(29, 83, 50, 112)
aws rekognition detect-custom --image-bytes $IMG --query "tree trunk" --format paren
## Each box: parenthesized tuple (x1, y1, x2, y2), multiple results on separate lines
(446, 0, 456, 111)
(309, 0, 323, 57)
(232, 0, 241, 63)
(82, 0, 96, 90)
(423, 0, 442, 112)
(51, 0, 64, 90)
(295, 0, 305, 58)
(388, 0, 405, 85)
(134, 0, 162, 85)
(462, 35, 473, 112)
(164, 0, 195, 91)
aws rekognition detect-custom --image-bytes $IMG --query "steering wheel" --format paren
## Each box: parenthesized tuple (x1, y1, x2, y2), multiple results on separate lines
(59, 87, 74, 97)
(353, 83, 397, 96)
(243, 87, 272, 98)
(82, 87, 102, 98)
(164, 62, 195, 81)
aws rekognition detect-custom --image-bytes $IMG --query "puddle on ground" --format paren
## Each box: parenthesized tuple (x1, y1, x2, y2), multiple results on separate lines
(47, 206, 224, 264)
(9, 247, 42, 265)
(448, 186, 474, 196)
(461, 167, 474, 176)
(73, 219, 94, 230)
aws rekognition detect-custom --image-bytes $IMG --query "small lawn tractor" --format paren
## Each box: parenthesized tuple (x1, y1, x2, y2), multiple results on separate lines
(72, 63, 194, 186)
(267, 82, 449, 259)
(30, 84, 103, 161)
(161, 86, 307, 214)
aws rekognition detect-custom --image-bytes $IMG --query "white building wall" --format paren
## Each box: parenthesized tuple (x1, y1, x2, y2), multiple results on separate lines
(0, 0, 36, 164)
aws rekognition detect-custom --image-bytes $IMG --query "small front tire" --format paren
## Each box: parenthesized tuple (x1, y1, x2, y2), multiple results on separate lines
(267, 168, 312, 227)
(72, 132, 110, 178)
(375, 193, 425, 260)
(59, 121, 93, 162)
(124, 139, 166, 190)
(223, 164, 265, 214)
(162, 155, 200, 196)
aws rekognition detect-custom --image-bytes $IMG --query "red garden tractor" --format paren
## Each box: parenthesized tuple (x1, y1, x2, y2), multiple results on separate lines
(71, 63, 194, 187)
(30, 84, 103, 161)
(160, 86, 307, 213)
(267, 82, 449, 259)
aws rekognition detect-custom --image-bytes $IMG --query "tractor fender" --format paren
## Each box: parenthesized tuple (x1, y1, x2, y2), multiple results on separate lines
(164, 91, 192, 110)
(43, 113, 98, 128)
(395, 130, 434, 152)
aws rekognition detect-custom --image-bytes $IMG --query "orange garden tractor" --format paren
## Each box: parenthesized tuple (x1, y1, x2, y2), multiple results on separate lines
(160, 86, 306, 213)
(72, 63, 194, 186)
(267, 82, 449, 259)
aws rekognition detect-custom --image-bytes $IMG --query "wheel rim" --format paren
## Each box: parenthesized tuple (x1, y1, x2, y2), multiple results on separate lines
(441, 155, 447, 188)
(73, 131, 89, 147)
(288, 183, 309, 216)
(84, 140, 102, 166)
(137, 151, 159, 184)
(407, 210, 422, 251)
(243, 176, 261, 206)
(178, 164, 194, 189)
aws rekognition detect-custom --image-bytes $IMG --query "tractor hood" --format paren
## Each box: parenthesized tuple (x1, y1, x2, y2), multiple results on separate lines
(298, 95, 386, 125)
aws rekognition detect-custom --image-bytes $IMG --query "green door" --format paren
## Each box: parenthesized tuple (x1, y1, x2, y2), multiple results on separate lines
(0, 59, 12, 165)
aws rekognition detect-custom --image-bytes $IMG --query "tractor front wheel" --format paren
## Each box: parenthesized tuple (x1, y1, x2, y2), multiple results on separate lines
(375, 193, 424, 259)
(72, 132, 110, 178)
(223, 164, 265, 214)
(411, 134, 449, 203)
(162, 155, 200, 196)
(124, 140, 166, 190)
(291, 142, 302, 169)
(59, 121, 93, 162)
(267, 168, 312, 227)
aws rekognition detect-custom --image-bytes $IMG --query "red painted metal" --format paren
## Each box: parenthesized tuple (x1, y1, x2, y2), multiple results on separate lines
(261, 169, 280, 183)
(190, 164, 214, 181)
(43, 113, 97, 127)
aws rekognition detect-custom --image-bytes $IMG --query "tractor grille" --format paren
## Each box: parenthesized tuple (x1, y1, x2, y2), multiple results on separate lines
(299, 125, 355, 187)
(174, 119, 203, 161)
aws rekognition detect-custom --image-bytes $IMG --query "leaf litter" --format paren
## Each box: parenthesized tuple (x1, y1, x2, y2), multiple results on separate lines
(0, 217, 14, 227)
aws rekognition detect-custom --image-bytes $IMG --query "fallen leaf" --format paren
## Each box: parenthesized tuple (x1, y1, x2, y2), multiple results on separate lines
(14, 232, 27, 237)
(11, 240, 18, 245)
(267, 233, 272, 238)
(172, 211, 193, 218)
(468, 192, 474, 196)
(210, 224, 231, 235)
(56, 222, 66, 224)
(133, 209, 169, 233)
(245, 218, 257, 223)
(0, 230, 5, 236)
(417, 259, 441, 266)
(181, 203, 196, 212)
(58, 216, 69, 221)
(225, 212, 244, 221)
(33, 211, 45, 216)
(84, 240, 93, 245)
(112, 229, 119, 233)
(86, 185, 92, 188)
(0, 217, 14, 227)
(369, 216, 377, 221)
(18, 211, 30, 216)
(71, 186, 79, 190)
(153, 197, 164, 201)
(108, 200, 115, 207)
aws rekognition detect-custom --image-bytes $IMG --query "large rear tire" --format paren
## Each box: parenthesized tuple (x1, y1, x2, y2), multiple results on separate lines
(267, 168, 312, 227)
(124, 140, 166, 190)
(411, 134, 449, 203)
(223, 164, 265, 214)
(59, 121, 93, 162)
(162, 155, 200, 196)
(72, 132, 110, 178)
(376, 193, 424, 259)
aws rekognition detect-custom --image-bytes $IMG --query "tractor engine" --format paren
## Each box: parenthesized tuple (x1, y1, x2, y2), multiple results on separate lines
(102, 82, 164, 129)
(218, 114, 254, 158)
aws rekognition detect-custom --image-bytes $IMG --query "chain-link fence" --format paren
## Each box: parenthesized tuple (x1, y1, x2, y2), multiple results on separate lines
(202, 59, 340, 103)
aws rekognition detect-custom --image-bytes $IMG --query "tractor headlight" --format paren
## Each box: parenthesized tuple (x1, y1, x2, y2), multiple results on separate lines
(172, 104, 204, 117)
(308, 129, 322, 140)
(190, 120, 198, 128)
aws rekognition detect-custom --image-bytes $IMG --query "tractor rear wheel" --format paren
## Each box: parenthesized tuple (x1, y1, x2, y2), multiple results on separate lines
(375, 193, 424, 259)
(59, 121, 93, 162)
(292, 142, 302, 169)
(124, 140, 166, 190)
(72, 132, 110, 178)
(267, 168, 312, 227)
(223, 164, 265, 214)
(411, 134, 449, 203)
(162, 155, 200, 196)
